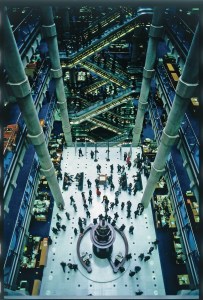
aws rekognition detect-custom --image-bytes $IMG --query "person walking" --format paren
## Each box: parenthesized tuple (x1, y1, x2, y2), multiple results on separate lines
(134, 209, 139, 218)
(74, 228, 78, 235)
(110, 182, 115, 191)
(72, 264, 78, 271)
(60, 261, 66, 273)
(78, 148, 83, 157)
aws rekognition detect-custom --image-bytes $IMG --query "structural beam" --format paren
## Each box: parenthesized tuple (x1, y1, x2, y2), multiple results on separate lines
(3, 8, 64, 208)
(141, 24, 199, 208)
(41, 6, 72, 146)
(132, 7, 165, 146)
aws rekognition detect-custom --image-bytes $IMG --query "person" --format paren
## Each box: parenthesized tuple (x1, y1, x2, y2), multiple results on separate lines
(61, 224, 66, 231)
(127, 160, 132, 170)
(79, 148, 83, 157)
(89, 190, 92, 197)
(111, 219, 116, 227)
(52, 227, 58, 234)
(114, 212, 119, 220)
(73, 203, 77, 212)
(72, 264, 78, 271)
(56, 222, 61, 231)
(134, 266, 141, 273)
(107, 215, 112, 223)
(78, 217, 83, 227)
(74, 228, 78, 235)
(96, 187, 101, 196)
(86, 210, 91, 218)
(83, 203, 88, 210)
(124, 152, 127, 161)
(88, 196, 92, 205)
(135, 290, 143, 295)
(110, 164, 114, 173)
(60, 261, 66, 273)
(117, 164, 122, 173)
(67, 263, 73, 270)
(48, 236, 52, 245)
(126, 253, 132, 260)
(65, 212, 70, 220)
(110, 182, 115, 191)
(90, 150, 94, 159)
(147, 246, 154, 255)
(115, 197, 119, 206)
(129, 225, 134, 234)
(121, 202, 125, 210)
(152, 239, 159, 248)
(127, 210, 131, 218)
(119, 224, 126, 231)
(96, 164, 101, 173)
(144, 255, 151, 262)
(134, 209, 139, 218)
(119, 266, 125, 273)
(138, 253, 144, 261)
(110, 202, 115, 210)
(93, 218, 98, 225)
(56, 213, 62, 221)
(129, 270, 136, 277)
(82, 218, 87, 226)
(70, 196, 75, 205)
(87, 179, 92, 188)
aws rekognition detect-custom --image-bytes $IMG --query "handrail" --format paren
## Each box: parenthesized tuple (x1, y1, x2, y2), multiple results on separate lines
(12, 9, 34, 33)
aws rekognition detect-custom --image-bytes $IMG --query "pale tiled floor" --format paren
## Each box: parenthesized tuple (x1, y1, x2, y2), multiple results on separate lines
(40, 147, 165, 297)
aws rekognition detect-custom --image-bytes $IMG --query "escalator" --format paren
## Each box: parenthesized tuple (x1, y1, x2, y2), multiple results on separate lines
(66, 9, 153, 68)
(79, 60, 130, 88)
(82, 79, 109, 93)
(69, 89, 136, 124)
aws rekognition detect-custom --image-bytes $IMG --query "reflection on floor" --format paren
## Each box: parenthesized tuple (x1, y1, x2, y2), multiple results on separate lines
(40, 147, 165, 297)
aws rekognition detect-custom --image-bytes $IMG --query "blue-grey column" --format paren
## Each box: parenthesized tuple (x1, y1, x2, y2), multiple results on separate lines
(41, 6, 72, 146)
(3, 8, 64, 208)
(142, 24, 199, 208)
(132, 7, 165, 146)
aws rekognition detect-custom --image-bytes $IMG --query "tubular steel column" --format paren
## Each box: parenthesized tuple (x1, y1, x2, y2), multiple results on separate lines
(132, 7, 165, 146)
(3, 8, 64, 208)
(142, 24, 199, 208)
(41, 6, 72, 146)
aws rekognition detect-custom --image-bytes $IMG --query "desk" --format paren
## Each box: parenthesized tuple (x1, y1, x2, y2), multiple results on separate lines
(32, 279, 41, 295)
(177, 274, 190, 286)
(99, 174, 107, 184)
(39, 238, 48, 267)
(167, 63, 175, 71)
(171, 72, 179, 81)
(115, 252, 123, 263)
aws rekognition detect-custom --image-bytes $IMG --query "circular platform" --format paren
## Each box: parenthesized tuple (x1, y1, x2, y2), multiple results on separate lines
(73, 230, 130, 283)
